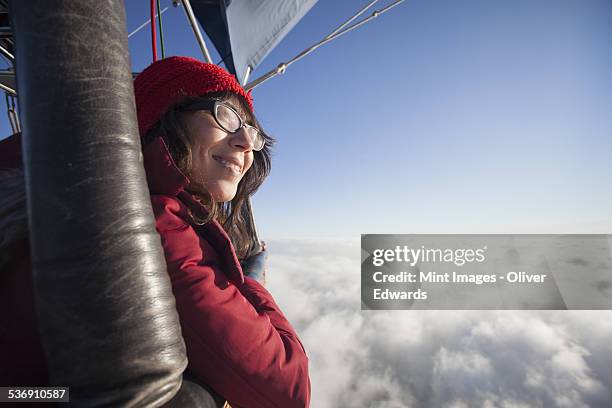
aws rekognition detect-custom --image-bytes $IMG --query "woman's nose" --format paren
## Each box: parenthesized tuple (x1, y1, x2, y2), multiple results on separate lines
(230, 126, 255, 151)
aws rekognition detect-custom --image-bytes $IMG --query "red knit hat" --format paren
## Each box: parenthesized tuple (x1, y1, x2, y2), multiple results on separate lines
(134, 56, 253, 137)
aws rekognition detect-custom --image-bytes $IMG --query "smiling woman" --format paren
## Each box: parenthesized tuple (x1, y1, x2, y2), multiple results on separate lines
(133, 56, 311, 407)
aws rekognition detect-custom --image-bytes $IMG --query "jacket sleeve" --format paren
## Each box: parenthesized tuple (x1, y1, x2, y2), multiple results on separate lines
(151, 195, 310, 408)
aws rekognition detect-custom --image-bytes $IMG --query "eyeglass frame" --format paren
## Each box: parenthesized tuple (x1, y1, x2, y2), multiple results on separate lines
(179, 99, 265, 151)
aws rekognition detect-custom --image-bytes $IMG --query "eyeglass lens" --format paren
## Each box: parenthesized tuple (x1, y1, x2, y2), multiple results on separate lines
(216, 104, 241, 132)
(215, 103, 264, 151)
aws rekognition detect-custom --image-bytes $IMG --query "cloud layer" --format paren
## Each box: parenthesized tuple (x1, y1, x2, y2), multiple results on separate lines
(266, 238, 612, 408)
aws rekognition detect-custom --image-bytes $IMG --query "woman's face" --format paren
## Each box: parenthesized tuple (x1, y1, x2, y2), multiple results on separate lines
(183, 96, 255, 202)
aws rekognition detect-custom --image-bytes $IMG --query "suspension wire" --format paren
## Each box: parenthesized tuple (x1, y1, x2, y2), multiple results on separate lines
(0, 81, 15, 95)
(157, 0, 166, 58)
(150, 0, 158, 61)
(180, 0, 213, 63)
(245, 0, 405, 91)
(128, 6, 169, 38)
(327, 0, 379, 39)
(10, 95, 20, 133)
(0, 43, 14, 63)
(244, 197, 262, 256)
(5, 92, 20, 133)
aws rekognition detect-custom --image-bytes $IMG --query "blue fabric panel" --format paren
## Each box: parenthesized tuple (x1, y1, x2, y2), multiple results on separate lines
(192, 0, 318, 82)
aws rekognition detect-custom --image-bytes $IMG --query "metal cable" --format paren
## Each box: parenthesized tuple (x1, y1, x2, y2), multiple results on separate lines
(0, 81, 15, 94)
(180, 0, 212, 63)
(128, 6, 169, 38)
(0, 43, 14, 62)
(5, 92, 20, 133)
(157, 0, 166, 58)
(246, 0, 406, 91)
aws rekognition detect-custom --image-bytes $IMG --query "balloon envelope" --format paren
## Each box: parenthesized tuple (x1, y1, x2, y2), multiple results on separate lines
(192, 0, 318, 82)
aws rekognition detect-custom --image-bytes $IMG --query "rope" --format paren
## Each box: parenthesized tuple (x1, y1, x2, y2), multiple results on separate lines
(150, 0, 158, 61)
(156, 0, 166, 58)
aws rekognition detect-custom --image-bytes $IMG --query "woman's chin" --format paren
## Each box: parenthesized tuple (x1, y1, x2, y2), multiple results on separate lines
(207, 181, 238, 203)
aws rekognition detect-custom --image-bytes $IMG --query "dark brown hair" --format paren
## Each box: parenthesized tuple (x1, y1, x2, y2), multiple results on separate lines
(144, 91, 275, 259)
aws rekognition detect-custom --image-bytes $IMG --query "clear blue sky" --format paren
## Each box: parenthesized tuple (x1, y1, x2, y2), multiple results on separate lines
(2, 0, 611, 238)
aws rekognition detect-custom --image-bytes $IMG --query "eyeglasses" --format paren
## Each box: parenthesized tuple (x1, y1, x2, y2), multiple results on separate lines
(181, 99, 265, 151)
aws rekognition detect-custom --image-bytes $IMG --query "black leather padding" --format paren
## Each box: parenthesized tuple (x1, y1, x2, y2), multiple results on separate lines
(164, 377, 225, 408)
(9, 1, 196, 405)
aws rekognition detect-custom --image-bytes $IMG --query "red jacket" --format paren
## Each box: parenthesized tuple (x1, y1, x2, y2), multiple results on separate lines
(144, 137, 311, 407)
(0, 134, 311, 407)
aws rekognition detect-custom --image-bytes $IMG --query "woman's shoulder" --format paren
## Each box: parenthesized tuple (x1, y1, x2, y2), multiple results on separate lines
(150, 194, 191, 232)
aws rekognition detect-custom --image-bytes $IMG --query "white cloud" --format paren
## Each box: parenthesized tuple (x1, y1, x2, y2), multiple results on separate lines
(266, 238, 612, 408)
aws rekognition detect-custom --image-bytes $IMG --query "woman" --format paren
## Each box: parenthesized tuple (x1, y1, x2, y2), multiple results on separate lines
(134, 56, 311, 407)
(0, 56, 310, 408)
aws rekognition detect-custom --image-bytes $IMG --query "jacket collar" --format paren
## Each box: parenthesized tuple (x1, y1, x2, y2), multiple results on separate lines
(142, 137, 190, 196)
(143, 137, 245, 286)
